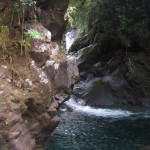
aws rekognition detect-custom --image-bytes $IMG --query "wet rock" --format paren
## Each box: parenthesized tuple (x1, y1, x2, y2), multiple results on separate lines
(50, 100, 59, 109)
(55, 94, 70, 106)
(47, 108, 57, 117)
(71, 37, 150, 107)
(75, 44, 99, 71)
(47, 100, 59, 117)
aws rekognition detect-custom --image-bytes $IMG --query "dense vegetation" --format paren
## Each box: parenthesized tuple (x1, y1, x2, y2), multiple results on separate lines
(68, 0, 150, 50)
(68, 0, 150, 107)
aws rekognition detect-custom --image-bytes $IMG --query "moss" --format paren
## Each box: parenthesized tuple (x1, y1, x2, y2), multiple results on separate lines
(0, 144, 11, 150)
(48, 96, 52, 106)
(72, 75, 79, 84)
(90, 79, 102, 92)
(10, 96, 20, 104)
(0, 25, 9, 49)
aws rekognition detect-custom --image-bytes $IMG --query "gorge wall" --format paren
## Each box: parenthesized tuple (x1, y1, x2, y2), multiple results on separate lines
(0, 0, 79, 149)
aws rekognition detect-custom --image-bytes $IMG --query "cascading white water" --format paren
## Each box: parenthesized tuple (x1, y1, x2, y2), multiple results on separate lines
(65, 98, 134, 118)
(65, 29, 78, 51)
(64, 29, 149, 119)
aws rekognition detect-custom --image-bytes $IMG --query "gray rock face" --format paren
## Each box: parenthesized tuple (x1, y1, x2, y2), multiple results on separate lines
(45, 56, 79, 94)
(39, 0, 69, 40)
(26, 23, 79, 95)
(71, 39, 150, 107)
(0, 4, 78, 149)
(24, 0, 69, 39)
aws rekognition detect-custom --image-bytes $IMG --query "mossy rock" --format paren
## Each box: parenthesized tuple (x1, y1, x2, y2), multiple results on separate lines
(77, 44, 101, 70)
(90, 79, 102, 93)
(69, 35, 89, 53)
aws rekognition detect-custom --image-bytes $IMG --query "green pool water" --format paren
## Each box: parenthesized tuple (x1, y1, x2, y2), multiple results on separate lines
(45, 99, 150, 150)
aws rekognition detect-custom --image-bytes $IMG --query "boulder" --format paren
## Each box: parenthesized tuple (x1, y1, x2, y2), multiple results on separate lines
(23, 0, 69, 39)
(75, 44, 100, 71)
(26, 23, 52, 67)
(26, 23, 63, 67)
(71, 34, 150, 107)
(36, 0, 69, 40)
(45, 56, 79, 94)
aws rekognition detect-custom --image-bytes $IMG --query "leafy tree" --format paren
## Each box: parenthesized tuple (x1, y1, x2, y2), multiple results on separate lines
(69, 0, 150, 50)
(68, 0, 92, 34)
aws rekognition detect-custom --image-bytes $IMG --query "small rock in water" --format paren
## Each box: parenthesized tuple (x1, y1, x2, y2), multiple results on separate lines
(60, 108, 67, 112)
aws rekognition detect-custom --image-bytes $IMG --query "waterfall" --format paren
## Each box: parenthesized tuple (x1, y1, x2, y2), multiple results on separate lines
(65, 97, 134, 118)
(65, 29, 78, 51)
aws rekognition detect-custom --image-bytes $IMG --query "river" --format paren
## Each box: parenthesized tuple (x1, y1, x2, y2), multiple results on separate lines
(45, 98, 150, 150)
(45, 30, 150, 150)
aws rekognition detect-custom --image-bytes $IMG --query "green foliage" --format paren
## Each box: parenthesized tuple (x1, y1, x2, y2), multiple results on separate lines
(9, 2, 20, 13)
(68, 0, 92, 34)
(0, 26, 9, 49)
(22, 34, 31, 48)
(71, 0, 150, 50)
(90, 79, 102, 92)
(97, 0, 150, 49)
(67, 6, 77, 28)
(18, 29, 41, 57)
(24, 29, 41, 40)
(20, 0, 36, 5)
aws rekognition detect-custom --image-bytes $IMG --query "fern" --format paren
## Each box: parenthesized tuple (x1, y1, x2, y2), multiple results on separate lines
(20, 0, 36, 5)
(24, 29, 41, 40)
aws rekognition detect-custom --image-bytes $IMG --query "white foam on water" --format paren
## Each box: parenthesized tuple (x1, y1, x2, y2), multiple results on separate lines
(65, 98, 133, 118)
